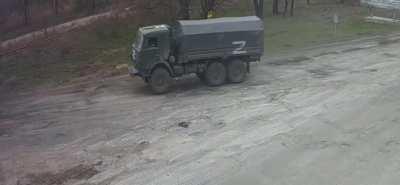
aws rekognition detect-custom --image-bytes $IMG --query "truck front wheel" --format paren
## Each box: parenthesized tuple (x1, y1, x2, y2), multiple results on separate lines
(196, 72, 206, 82)
(227, 59, 247, 83)
(149, 67, 172, 94)
(204, 62, 226, 86)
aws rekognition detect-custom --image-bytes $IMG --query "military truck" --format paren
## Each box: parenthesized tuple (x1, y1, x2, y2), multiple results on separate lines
(129, 16, 264, 93)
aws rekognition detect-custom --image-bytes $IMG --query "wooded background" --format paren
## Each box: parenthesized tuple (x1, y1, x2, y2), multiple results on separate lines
(0, 0, 320, 41)
(0, 1, 235, 40)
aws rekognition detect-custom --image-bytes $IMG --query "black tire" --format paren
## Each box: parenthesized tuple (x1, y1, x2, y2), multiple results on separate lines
(149, 67, 172, 94)
(227, 59, 247, 83)
(196, 72, 206, 82)
(204, 62, 226, 86)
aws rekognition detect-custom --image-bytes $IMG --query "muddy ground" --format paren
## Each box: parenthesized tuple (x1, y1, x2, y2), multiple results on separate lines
(1, 35, 400, 185)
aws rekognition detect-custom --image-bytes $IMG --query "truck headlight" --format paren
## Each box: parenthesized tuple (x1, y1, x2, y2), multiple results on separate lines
(131, 50, 136, 60)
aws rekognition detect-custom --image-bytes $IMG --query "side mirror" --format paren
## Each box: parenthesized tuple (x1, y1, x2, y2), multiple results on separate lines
(169, 56, 176, 63)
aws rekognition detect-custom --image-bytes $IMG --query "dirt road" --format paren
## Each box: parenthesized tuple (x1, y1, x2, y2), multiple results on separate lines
(1, 35, 400, 185)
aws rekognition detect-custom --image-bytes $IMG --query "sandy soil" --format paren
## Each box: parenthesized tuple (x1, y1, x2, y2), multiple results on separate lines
(1, 35, 400, 185)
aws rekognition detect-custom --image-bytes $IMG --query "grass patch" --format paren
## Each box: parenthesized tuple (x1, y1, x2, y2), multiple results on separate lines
(262, 15, 400, 54)
(219, 0, 400, 54)
(0, 18, 138, 90)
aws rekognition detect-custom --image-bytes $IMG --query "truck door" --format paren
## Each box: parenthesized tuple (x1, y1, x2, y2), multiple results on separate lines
(141, 37, 161, 73)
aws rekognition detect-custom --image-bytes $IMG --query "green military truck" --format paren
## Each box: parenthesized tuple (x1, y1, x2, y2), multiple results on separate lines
(129, 16, 264, 94)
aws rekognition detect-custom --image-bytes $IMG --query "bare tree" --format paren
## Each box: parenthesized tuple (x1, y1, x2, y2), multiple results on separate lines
(282, 0, 295, 16)
(290, 0, 295, 16)
(284, 0, 289, 16)
(178, 0, 191, 20)
(87, 0, 96, 15)
(23, 0, 30, 25)
(141, 0, 163, 15)
(200, 0, 218, 19)
(91, 0, 96, 14)
(53, 0, 59, 15)
(272, 0, 279, 15)
(253, 0, 264, 19)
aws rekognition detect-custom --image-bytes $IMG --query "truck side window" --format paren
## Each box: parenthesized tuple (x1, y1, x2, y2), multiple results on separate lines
(148, 37, 158, 48)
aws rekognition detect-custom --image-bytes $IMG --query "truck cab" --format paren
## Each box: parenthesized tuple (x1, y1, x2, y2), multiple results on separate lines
(130, 25, 171, 79)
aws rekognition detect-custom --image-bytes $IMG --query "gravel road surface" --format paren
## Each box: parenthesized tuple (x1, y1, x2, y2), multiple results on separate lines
(1, 35, 400, 185)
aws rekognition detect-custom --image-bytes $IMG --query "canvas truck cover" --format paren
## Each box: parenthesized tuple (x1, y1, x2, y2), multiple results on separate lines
(174, 16, 264, 63)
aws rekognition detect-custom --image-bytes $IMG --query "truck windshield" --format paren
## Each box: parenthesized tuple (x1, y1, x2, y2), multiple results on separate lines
(135, 31, 144, 50)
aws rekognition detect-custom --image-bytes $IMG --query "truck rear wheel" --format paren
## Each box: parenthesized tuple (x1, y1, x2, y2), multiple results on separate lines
(149, 67, 172, 94)
(227, 59, 247, 83)
(204, 62, 226, 86)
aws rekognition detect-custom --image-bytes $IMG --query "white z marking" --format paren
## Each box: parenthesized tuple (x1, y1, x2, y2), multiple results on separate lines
(232, 41, 247, 54)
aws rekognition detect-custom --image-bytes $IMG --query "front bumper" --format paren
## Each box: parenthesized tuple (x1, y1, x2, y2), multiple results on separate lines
(128, 65, 139, 78)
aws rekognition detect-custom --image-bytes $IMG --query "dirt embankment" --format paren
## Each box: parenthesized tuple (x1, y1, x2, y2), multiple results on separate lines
(0, 9, 132, 57)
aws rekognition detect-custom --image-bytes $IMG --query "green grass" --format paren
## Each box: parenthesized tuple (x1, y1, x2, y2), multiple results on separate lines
(263, 16, 400, 54)
(75, 20, 138, 66)
(0, 19, 138, 89)
(220, 0, 400, 55)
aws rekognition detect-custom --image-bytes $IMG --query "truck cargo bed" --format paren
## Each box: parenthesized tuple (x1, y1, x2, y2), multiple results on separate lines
(174, 16, 264, 63)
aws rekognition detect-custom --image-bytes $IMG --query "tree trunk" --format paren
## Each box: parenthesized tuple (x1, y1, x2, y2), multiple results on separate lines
(259, 0, 264, 19)
(92, 0, 96, 14)
(178, 0, 191, 20)
(200, 0, 217, 19)
(284, 0, 289, 16)
(54, 0, 59, 15)
(290, 0, 295, 16)
(253, 0, 264, 19)
(87, 0, 96, 15)
(23, 0, 30, 25)
(272, 0, 279, 16)
(201, 0, 212, 19)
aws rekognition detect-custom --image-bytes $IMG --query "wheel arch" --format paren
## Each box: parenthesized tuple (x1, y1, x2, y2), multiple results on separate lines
(224, 56, 251, 72)
(224, 55, 251, 63)
(150, 62, 173, 76)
